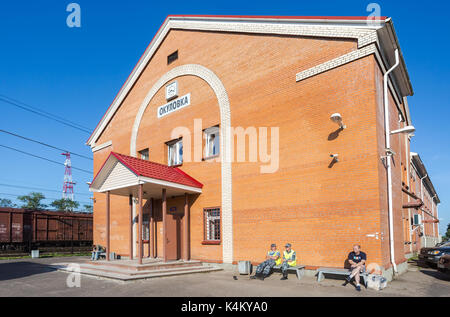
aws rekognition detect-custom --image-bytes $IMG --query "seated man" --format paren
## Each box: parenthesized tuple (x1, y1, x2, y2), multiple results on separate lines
(345, 244, 367, 291)
(91, 245, 104, 261)
(281, 243, 296, 280)
(250, 244, 281, 280)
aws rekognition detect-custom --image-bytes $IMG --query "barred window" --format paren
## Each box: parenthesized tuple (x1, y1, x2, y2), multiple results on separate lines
(204, 207, 220, 241)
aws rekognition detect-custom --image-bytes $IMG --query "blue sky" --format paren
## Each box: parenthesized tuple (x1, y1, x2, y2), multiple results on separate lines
(0, 1, 448, 233)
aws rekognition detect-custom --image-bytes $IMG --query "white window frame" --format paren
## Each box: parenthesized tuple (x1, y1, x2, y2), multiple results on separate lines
(204, 126, 220, 159)
(167, 139, 183, 166)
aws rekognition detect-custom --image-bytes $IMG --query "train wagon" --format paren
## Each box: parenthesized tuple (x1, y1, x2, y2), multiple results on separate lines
(0, 207, 93, 252)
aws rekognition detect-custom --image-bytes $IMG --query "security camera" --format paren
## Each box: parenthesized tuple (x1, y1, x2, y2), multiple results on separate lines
(330, 113, 346, 129)
(330, 154, 339, 161)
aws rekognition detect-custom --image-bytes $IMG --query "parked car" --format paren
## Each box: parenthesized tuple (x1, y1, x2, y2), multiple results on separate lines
(419, 242, 450, 267)
(437, 254, 450, 274)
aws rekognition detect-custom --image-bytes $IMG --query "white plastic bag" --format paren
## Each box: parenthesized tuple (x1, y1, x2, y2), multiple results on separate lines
(367, 274, 387, 291)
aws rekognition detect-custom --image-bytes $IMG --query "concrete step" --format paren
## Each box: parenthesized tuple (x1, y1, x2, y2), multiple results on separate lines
(87, 260, 202, 272)
(57, 264, 222, 281)
(79, 263, 214, 276)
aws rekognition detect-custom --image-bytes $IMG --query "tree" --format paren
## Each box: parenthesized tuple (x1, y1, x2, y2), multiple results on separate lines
(442, 223, 450, 242)
(50, 198, 79, 212)
(17, 192, 47, 210)
(0, 198, 16, 208)
(83, 204, 93, 213)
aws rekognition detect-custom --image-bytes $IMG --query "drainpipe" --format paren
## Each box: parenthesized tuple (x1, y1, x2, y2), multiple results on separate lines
(384, 49, 400, 275)
(420, 174, 428, 245)
(436, 203, 440, 242)
(432, 194, 437, 243)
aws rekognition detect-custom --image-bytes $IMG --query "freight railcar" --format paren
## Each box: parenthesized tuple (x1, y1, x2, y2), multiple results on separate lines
(0, 207, 93, 252)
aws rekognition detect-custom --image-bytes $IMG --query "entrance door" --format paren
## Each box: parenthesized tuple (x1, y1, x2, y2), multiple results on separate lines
(166, 212, 182, 261)
(154, 199, 183, 261)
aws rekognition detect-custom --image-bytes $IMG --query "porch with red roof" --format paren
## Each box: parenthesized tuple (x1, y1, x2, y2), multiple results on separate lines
(89, 152, 203, 265)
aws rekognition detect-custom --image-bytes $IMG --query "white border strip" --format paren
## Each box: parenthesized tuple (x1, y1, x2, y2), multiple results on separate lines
(91, 140, 112, 152)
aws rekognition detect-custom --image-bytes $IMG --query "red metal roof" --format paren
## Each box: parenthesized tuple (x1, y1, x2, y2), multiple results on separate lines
(91, 152, 203, 189)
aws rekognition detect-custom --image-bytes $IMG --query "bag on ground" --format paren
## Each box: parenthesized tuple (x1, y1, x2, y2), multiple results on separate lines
(367, 274, 387, 291)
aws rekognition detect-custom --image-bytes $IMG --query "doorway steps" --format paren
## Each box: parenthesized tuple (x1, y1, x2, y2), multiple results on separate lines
(54, 259, 222, 281)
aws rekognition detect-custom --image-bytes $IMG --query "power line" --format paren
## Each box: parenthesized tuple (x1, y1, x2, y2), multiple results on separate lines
(0, 192, 92, 205)
(0, 94, 92, 134)
(0, 183, 92, 197)
(0, 144, 93, 174)
(0, 129, 93, 161)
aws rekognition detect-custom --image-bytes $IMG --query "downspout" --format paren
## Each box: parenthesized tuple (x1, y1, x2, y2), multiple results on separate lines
(384, 49, 400, 275)
(420, 174, 428, 245)
(406, 137, 413, 253)
(432, 194, 437, 242)
(436, 203, 440, 241)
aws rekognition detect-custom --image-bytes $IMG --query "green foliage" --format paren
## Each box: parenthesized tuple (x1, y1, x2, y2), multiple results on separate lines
(50, 198, 80, 212)
(17, 192, 47, 210)
(442, 223, 450, 242)
(83, 204, 93, 212)
(0, 198, 16, 208)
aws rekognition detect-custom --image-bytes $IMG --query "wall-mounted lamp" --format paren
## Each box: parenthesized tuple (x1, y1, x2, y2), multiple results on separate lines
(330, 113, 346, 129)
(390, 125, 415, 135)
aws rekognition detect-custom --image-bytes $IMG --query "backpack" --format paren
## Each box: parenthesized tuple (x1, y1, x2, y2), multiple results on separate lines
(367, 274, 387, 291)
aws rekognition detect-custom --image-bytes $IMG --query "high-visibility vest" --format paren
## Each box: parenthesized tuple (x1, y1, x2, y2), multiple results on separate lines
(267, 250, 282, 266)
(283, 250, 296, 266)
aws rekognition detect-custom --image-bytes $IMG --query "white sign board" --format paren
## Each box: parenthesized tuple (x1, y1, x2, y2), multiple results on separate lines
(157, 93, 191, 118)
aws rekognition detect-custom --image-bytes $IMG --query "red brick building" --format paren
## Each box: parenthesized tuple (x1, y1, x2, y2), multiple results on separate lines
(404, 152, 441, 253)
(86, 15, 437, 279)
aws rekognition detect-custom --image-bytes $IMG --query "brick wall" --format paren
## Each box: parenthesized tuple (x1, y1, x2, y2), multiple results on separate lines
(91, 28, 409, 268)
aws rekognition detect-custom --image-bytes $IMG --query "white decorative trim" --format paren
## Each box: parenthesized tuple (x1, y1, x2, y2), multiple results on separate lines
(296, 44, 377, 82)
(295, 43, 403, 109)
(91, 140, 112, 152)
(87, 16, 382, 146)
(138, 176, 203, 193)
(130, 64, 233, 264)
(168, 19, 378, 49)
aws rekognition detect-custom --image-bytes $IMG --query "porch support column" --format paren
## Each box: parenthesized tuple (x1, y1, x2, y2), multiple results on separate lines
(162, 188, 167, 262)
(150, 198, 155, 258)
(183, 193, 190, 261)
(106, 191, 110, 261)
(138, 184, 143, 265)
(129, 195, 133, 260)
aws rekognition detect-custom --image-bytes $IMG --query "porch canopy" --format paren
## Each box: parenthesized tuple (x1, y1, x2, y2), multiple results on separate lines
(90, 152, 203, 263)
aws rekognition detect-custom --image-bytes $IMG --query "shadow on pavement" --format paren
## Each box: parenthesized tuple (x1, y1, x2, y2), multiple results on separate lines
(419, 268, 450, 282)
(0, 261, 57, 282)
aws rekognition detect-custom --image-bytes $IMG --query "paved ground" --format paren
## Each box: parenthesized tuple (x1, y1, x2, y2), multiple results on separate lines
(0, 256, 449, 297)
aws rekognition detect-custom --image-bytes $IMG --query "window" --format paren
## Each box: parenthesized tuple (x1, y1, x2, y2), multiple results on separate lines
(167, 50, 178, 65)
(203, 207, 221, 242)
(139, 148, 149, 160)
(167, 138, 183, 166)
(204, 126, 220, 159)
(142, 213, 149, 240)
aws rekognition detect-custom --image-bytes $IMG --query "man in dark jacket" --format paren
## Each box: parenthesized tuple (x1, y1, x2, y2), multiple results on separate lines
(345, 244, 367, 291)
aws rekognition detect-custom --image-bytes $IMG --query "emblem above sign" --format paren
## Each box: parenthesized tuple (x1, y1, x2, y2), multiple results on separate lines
(165, 81, 178, 101)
